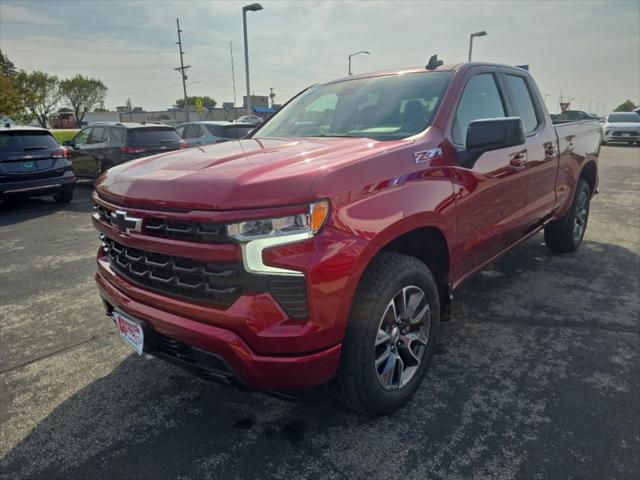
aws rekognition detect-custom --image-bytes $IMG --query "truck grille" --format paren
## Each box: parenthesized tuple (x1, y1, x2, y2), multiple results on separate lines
(611, 130, 640, 137)
(95, 204, 227, 243)
(102, 236, 241, 307)
(100, 235, 309, 318)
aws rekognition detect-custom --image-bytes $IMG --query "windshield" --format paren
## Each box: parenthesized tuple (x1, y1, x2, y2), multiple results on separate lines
(607, 113, 640, 123)
(254, 72, 453, 141)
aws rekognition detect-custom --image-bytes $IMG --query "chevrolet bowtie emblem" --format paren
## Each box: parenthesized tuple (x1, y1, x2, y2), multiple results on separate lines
(110, 210, 142, 234)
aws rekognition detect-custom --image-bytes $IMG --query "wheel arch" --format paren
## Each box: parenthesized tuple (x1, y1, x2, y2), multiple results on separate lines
(337, 216, 455, 334)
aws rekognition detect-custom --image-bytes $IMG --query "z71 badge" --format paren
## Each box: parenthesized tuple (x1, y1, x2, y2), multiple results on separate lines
(413, 148, 442, 164)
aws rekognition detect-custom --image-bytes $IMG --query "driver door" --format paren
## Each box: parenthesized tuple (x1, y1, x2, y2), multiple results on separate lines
(68, 127, 93, 177)
(450, 71, 529, 277)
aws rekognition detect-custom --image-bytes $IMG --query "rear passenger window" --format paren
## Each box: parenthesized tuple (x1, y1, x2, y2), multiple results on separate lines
(506, 75, 540, 134)
(183, 125, 202, 139)
(451, 73, 506, 147)
(89, 127, 106, 144)
(110, 128, 126, 144)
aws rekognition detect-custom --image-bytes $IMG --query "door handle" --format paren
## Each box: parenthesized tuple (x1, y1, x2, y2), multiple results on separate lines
(543, 142, 557, 157)
(509, 150, 527, 168)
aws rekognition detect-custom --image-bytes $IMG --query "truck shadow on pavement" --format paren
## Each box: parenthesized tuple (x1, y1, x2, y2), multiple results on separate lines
(0, 184, 94, 227)
(1, 238, 639, 480)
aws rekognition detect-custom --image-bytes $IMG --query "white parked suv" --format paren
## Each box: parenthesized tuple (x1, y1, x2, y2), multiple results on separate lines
(601, 112, 640, 145)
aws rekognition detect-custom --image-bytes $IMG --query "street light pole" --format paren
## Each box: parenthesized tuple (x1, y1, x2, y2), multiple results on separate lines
(468, 31, 487, 62)
(242, 3, 263, 116)
(348, 50, 370, 75)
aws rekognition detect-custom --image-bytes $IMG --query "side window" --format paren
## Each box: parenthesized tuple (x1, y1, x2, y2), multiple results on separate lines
(89, 127, 106, 144)
(175, 125, 185, 137)
(506, 75, 540, 134)
(205, 125, 223, 137)
(451, 73, 506, 147)
(110, 127, 126, 144)
(73, 128, 91, 146)
(183, 124, 202, 139)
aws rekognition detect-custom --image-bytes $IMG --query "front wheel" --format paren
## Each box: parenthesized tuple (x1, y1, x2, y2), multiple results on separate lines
(544, 179, 591, 253)
(332, 252, 440, 416)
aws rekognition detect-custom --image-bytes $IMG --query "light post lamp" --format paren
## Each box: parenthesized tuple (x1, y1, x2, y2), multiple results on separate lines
(468, 31, 487, 61)
(348, 50, 370, 75)
(243, 3, 263, 116)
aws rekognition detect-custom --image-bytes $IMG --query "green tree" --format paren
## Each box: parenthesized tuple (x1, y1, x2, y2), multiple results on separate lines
(15, 70, 61, 128)
(60, 74, 108, 127)
(0, 74, 25, 122)
(0, 50, 24, 122)
(0, 49, 17, 77)
(174, 95, 217, 109)
(613, 100, 637, 112)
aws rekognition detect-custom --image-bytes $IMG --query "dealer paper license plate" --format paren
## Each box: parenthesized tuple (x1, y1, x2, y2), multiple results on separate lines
(113, 310, 144, 356)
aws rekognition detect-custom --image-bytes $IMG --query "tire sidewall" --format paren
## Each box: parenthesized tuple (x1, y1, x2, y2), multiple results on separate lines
(355, 259, 440, 413)
(568, 179, 591, 249)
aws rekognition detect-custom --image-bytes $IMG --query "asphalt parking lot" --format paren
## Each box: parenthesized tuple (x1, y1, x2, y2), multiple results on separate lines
(0, 146, 638, 480)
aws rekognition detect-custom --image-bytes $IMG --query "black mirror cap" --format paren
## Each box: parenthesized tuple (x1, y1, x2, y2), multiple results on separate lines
(62, 139, 73, 146)
(466, 117, 525, 152)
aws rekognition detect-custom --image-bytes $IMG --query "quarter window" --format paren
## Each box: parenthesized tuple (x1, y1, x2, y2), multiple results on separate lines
(506, 75, 540, 134)
(451, 73, 506, 146)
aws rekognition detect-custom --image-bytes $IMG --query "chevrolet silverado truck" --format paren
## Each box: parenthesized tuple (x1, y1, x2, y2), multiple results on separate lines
(92, 61, 601, 415)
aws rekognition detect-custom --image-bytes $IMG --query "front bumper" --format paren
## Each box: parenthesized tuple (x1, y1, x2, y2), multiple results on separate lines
(97, 270, 342, 390)
(603, 133, 640, 143)
(0, 170, 76, 198)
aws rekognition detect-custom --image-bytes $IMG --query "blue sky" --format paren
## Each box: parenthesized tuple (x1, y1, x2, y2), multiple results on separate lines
(1, 0, 638, 113)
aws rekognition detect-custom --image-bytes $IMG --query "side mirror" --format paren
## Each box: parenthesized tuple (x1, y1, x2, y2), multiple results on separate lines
(63, 139, 74, 147)
(459, 117, 525, 166)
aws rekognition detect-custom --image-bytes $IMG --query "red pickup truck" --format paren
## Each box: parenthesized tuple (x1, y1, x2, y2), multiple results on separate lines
(93, 61, 601, 415)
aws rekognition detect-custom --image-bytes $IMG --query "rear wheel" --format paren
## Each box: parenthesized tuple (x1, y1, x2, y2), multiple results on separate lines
(54, 189, 74, 204)
(332, 252, 440, 416)
(544, 179, 591, 253)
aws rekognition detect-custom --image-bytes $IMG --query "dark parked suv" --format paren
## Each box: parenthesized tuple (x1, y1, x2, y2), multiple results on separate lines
(0, 126, 76, 203)
(65, 122, 186, 179)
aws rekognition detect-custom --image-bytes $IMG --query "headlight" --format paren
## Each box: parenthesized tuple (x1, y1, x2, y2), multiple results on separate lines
(227, 200, 329, 276)
(227, 200, 329, 241)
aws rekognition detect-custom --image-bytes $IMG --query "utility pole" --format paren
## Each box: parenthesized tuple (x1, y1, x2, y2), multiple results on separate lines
(175, 18, 191, 121)
(230, 41, 238, 120)
(269, 87, 275, 108)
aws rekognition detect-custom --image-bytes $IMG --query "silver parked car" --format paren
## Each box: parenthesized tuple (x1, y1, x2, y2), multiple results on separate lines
(601, 112, 640, 145)
(175, 121, 255, 147)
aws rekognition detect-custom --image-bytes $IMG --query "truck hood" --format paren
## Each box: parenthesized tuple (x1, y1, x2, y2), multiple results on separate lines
(95, 137, 410, 211)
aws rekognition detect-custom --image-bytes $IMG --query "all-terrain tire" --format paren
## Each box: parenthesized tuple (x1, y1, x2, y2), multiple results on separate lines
(331, 252, 440, 416)
(544, 179, 591, 253)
